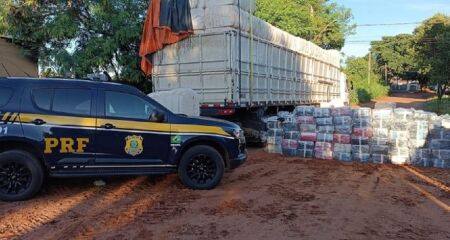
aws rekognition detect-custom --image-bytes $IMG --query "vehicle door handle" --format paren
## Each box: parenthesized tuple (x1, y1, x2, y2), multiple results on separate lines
(31, 119, 46, 125)
(100, 123, 116, 129)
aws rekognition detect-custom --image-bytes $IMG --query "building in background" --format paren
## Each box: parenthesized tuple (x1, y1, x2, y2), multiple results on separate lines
(0, 37, 38, 77)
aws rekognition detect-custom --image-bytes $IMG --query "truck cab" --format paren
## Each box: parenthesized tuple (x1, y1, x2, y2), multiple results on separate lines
(0, 77, 246, 201)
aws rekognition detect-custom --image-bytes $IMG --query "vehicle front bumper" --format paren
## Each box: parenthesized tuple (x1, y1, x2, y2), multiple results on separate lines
(229, 151, 247, 169)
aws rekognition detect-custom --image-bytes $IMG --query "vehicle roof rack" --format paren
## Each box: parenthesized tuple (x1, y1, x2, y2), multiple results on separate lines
(87, 72, 112, 82)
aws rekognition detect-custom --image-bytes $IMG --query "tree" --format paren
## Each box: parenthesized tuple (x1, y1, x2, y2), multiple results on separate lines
(255, 0, 354, 50)
(415, 14, 450, 100)
(370, 34, 417, 80)
(2, 0, 148, 82)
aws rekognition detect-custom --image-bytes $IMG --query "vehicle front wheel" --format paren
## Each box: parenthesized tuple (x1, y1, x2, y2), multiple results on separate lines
(0, 150, 44, 201)
(178, 145, 224, 190)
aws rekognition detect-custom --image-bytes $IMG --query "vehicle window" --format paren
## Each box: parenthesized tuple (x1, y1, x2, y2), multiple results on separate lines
(32, 89, 53, 111)
(0, 87, 13, 107)
(52, 89, 92, 115)
(105, 91, 155, 120)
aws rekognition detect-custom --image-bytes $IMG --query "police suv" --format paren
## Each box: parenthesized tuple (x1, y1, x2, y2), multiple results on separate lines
(0, 77, 247, 201)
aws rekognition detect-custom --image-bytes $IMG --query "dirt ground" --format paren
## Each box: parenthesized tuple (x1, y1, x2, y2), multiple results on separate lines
(358, 92, 435, 110)
(0, 149, 449, 240)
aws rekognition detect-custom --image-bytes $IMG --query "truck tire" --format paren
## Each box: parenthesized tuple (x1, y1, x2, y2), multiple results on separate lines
(0, 150, 44, 201)
(178, 145, 224, 190)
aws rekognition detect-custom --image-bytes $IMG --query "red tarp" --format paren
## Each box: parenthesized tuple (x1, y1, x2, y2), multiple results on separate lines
(139, 0, 193, 76)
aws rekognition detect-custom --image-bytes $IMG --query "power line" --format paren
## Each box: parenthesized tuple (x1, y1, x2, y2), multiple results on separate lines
(356, 22, 422, 27)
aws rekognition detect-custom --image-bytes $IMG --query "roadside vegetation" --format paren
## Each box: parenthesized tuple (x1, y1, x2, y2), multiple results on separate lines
(424, 97, 450, 115)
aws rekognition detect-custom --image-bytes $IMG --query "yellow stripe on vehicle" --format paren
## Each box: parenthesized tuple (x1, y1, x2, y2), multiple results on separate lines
(8, 112, 18, 123)
(2, 112, 10, 121)
(20, 114, 97, 127)
(171, 124, 230, 136)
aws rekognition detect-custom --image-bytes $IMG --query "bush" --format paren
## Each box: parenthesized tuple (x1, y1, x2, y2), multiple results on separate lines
(424, 97, 450, 115)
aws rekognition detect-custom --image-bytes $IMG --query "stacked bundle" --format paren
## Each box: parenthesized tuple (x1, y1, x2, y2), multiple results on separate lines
(331, 107, 352, 161)
(352, 108, 372, 162)
(297, 141, 315, 158)
(315, 142, 333, 160)
(282, 131, 300, 156)
(429, 125, 450, 168)
(266, 118, 283, 154)
(295, 106, 316, 143)
(371, 109, 393, 164)
(314, 108, 333, 159)
(390, 109, 413, 164)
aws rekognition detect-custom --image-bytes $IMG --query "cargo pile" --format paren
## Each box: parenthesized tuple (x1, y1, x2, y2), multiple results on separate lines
(265, 106, 450, 169)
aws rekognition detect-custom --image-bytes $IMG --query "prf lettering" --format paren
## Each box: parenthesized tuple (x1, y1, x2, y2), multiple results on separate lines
(44, 138, 90, 154)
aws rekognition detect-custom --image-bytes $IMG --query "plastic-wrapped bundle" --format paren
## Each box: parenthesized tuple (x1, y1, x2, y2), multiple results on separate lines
(266, 144, 282, 154)
(317, 125, 335, 133)
(267, 128, 283, 145)
(414, 110, 437, 121)
(297, 149, 314, 158)
(372, 119, 392, 129)
(351, 136, 370, 145)
(389, 130, 409, 141)
(296, 116, 315, 124)
(300, 132, 317, 142)
(391, 122, 410, 131)
(370, 137, 389, 146)
(267, 120, 282, 129)
(429, 139, 450, 149)
(316, 117, 333, 126)
(393, 108, 414, 122)
(409, 120, 429, 141)
(277, 111, 291, 118)
(314, 142, 333, 160)
(334, 152, 352, 161)
(353, 127, 373, 138)
(353, 118, 371, 128)
(372, 108, 394, 119)
(372, 154, 390, 164)
(410, 148, 431, 166)
(282, 139, 298, 156)
(299, 124, 317, 133)
(432, 158, 450, 169)
(314, 108, 331, 118)
(351, 144, 370, 154)
(294, 106, 314, 116)
(390, 147, 410, 165)
(371, 144, 389, 155)
(334, 116, 352, 125)
(334, 143, 351, 153)
(372, 128, 389, 138)
(298, 141, 315, 150)
(429, 128, 450, 140)
(390, 138, 409, 148)
(331, 107, 352, 117)
(317, 133, 333, 142)
(282, 121, 298, 132)
(283, 131, 300, 140)
(283, 115, 297, 123)
(335, 125, 352, 134)
(352, 108, 372, 119)
(333, 134, 351, 144)
(431, 150, 450, 161)
(353, 153, 371, 162)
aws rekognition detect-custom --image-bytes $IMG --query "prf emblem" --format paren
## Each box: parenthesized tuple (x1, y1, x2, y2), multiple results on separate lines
(125, 135, 143, 156)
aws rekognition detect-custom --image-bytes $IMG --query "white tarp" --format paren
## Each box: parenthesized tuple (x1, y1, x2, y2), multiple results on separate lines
(205, 0, 256, 13)
(148, 88, 201, 116)
(191, 8, 205, 30)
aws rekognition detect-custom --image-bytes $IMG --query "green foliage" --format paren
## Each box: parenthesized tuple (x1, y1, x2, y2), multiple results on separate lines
(3, 0, 148, 82)
(344, 56, 389, 104)
(255, 0, 354, 50)
(424, 97, 450, 115)
(414, 13, 450, 100)
(370, 34, 417, 79)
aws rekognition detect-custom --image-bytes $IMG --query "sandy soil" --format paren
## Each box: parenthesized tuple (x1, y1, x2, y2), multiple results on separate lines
(358, 92, 435, 110)
(0, 149, 449, 240)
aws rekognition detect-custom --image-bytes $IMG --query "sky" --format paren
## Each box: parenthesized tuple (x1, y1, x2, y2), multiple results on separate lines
(339, 0, 450, 57)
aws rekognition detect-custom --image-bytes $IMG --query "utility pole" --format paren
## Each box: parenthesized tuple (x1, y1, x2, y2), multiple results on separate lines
(384, 63, 388, 84)
(368, 52, 371, 84)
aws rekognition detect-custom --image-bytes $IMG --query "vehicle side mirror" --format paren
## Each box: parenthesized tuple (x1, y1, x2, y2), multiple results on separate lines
(150, 111, 166, 123)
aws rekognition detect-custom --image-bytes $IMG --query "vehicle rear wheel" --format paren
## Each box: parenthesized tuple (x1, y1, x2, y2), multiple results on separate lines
(0, 150, 44, 201)
(178, 145, 224, 190)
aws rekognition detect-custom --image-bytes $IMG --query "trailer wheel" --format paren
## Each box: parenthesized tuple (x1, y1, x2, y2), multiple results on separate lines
(178, 145, 224, 190)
